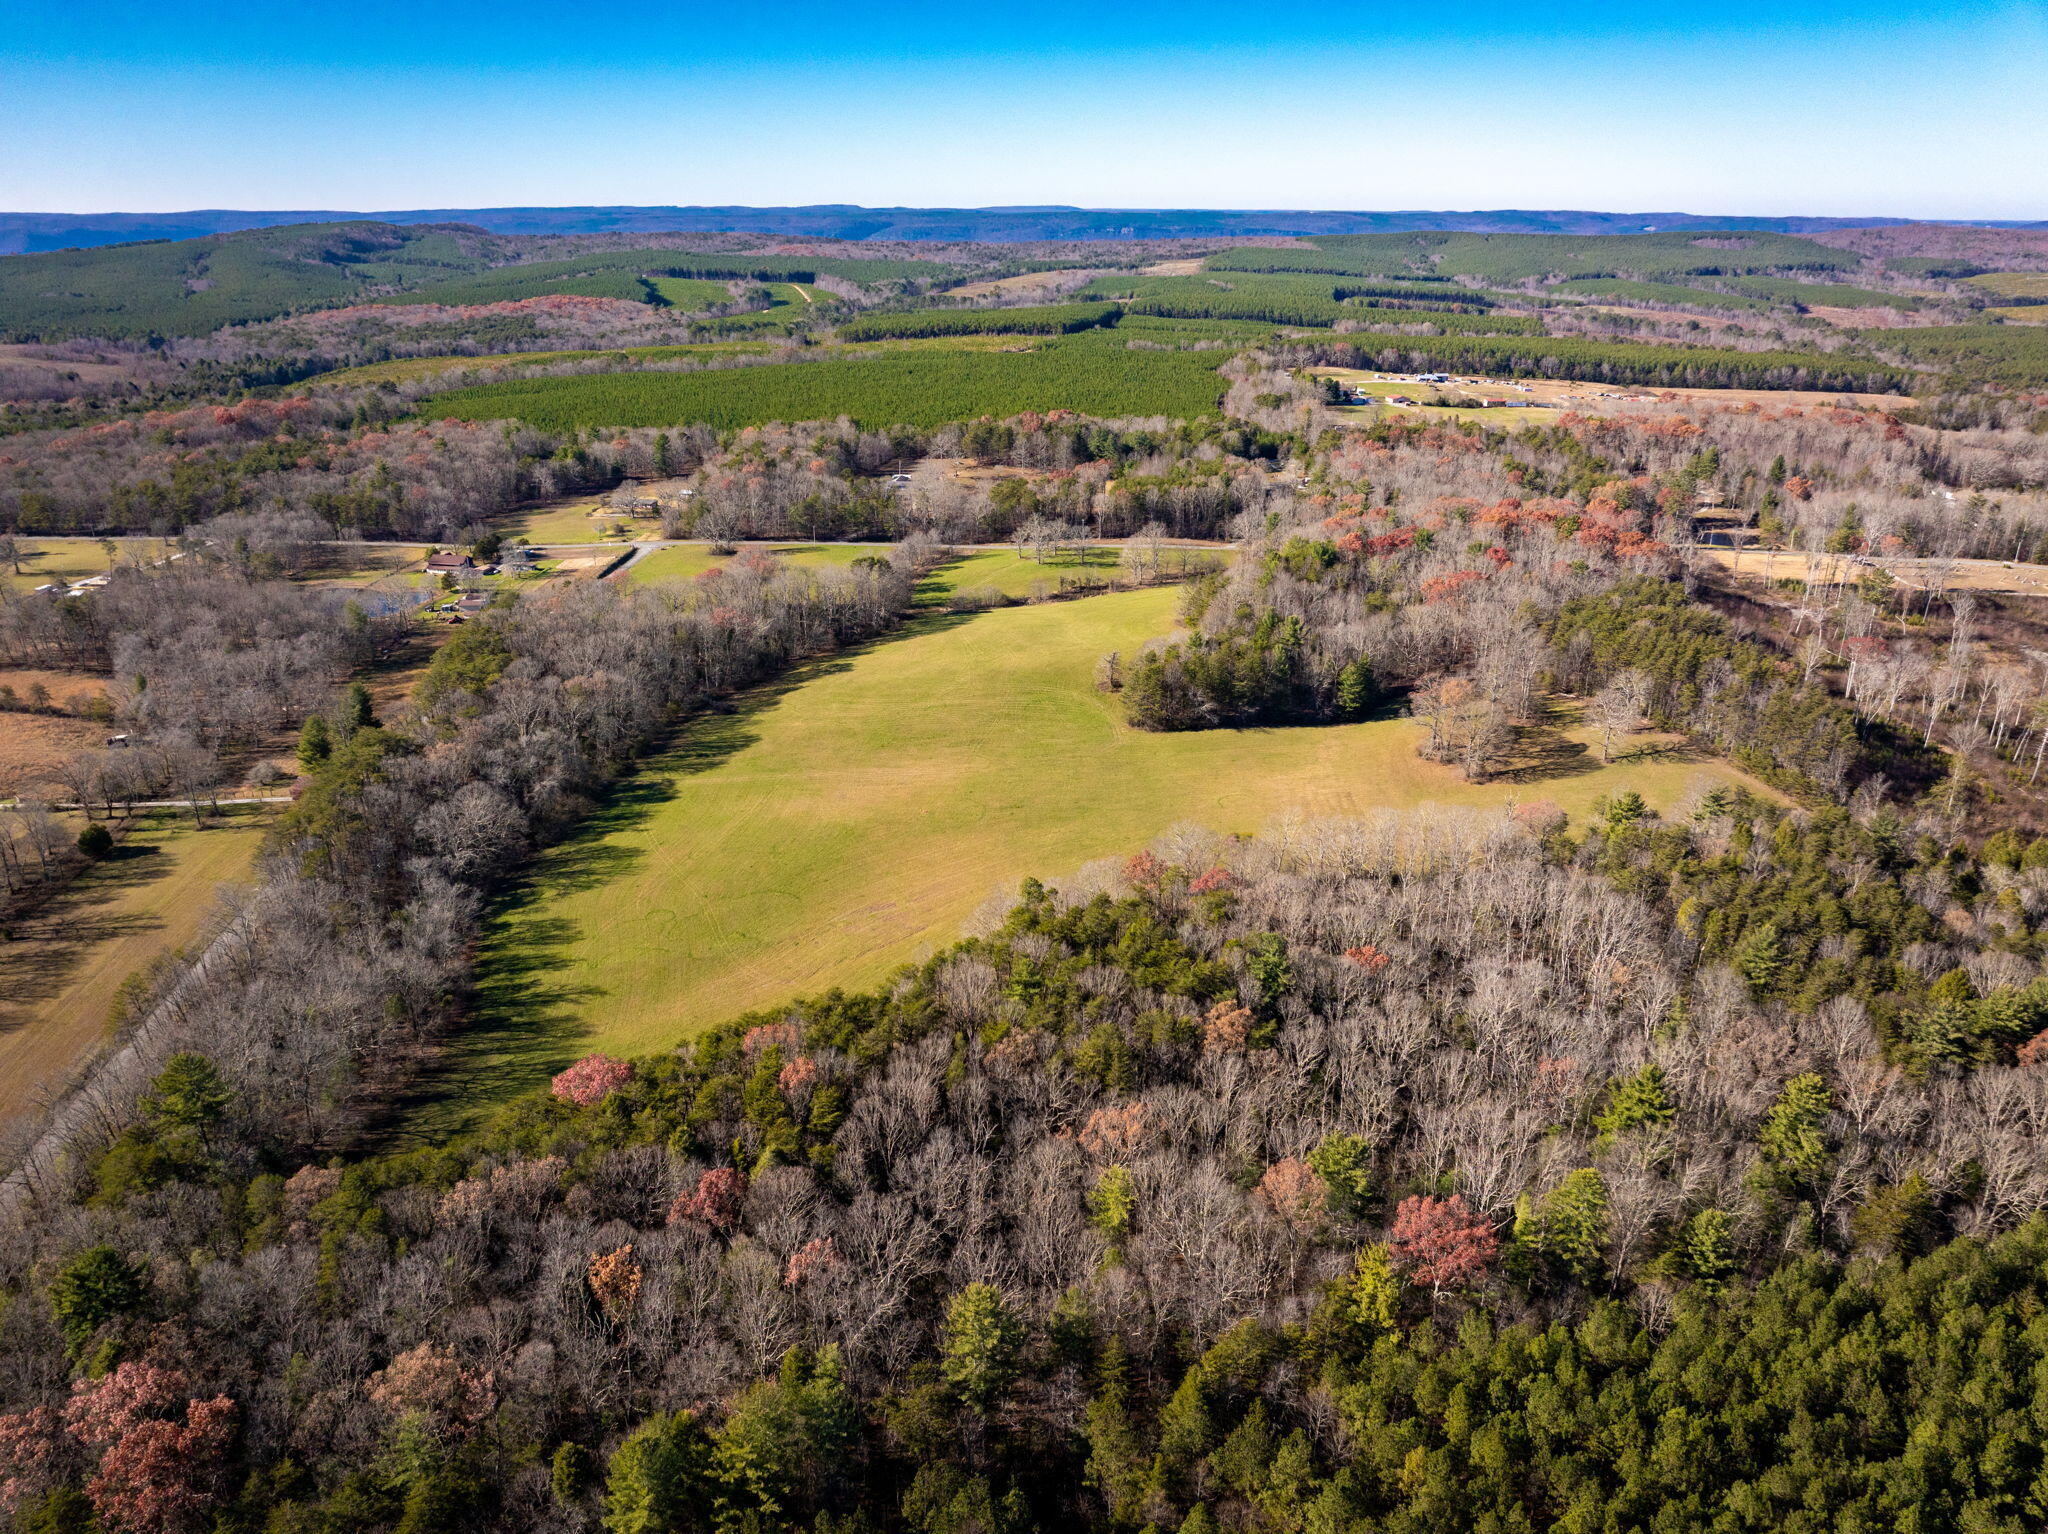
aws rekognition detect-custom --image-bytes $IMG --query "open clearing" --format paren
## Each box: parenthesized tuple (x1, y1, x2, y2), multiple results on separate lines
(421, 586, 1771, 1123)
(4, 537, 174, 591)
(1311, 367, 1914, 419)
(0, 668, 108, 796)
(0, 344, 135, 384)
(499, 498, 658, 543)
(947, 269, 1100, 300)
(1969, 273, 2048, 302)
(644, 276, 734, 310)
(1703, 545, 2048, 596)
(627, 542, 881, 585)
(626, 544, 1220, 599)
(0, 807, 269, 1123)
(306, 544, 432, 588)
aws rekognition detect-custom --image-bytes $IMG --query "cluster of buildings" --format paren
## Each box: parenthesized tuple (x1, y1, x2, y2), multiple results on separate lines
(423, 543, 548, 619)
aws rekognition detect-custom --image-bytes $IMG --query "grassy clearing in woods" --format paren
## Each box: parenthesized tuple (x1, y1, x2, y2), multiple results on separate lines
(414, 585, 1772, 1128)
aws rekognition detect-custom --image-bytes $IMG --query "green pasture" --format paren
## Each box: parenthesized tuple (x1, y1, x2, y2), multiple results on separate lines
(1967, 273, 2048, 303)
(627, 543, 1157, 596)
(646, 276, 736, 310)
(626, 542, 882, 584)
(421, 585, 1773, 1122)
(3, 537, 172, 590)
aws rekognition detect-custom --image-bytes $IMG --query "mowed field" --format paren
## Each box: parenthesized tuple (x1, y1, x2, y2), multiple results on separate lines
(424, 586, 1770, 1122)
(627, 542, 882, 584)
(627, 544, 1200, 599)
(4, 538, 174, 591)
(0, 808, 269, 1122)
(501, 498, 658, 543)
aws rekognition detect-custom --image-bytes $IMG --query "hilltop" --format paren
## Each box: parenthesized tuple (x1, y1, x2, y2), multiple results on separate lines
(7, 204, 2048, 255)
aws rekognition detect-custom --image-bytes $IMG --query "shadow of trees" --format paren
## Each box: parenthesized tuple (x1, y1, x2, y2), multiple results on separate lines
(0, 841, 172, 1016)
(396, 606, 984, 1135)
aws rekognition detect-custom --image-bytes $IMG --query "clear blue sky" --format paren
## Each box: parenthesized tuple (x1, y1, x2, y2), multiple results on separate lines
(4, 0, 2045, 218)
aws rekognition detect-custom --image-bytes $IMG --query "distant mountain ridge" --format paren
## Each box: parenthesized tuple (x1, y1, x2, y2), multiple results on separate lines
(5, 204, 2047, 254)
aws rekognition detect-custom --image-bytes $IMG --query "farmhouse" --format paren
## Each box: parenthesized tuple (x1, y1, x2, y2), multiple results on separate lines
(425, 550, 476, 573)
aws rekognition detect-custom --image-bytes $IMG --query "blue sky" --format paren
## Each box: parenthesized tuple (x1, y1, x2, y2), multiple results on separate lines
(4, 0, 2045, 217)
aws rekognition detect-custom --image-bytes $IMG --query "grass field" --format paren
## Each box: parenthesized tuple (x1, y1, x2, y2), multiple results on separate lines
(4, 538, 172, 590)
(419, 587, 1770, 1123)
(423, 335, 1228, 432)
(1968, 273, 2048, 303)
(307, 544, 431, 587)
(646, 276, 736, 310)
(627, 544, 1207, 597)
(0, 808, 270, 1123)
(627, 542, 882, 584)
(499, 498, 658, 543)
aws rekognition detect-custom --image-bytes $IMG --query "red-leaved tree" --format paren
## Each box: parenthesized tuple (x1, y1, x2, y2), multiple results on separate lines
(550, 1054, 631, 1107)
(784, 1237, 841, 1288)
(64, 1361, 236, 1534)
(0, 1406, 61, 1513)
(667, 1167, 746, 1233)
(1389, 1194, 1500, 1294)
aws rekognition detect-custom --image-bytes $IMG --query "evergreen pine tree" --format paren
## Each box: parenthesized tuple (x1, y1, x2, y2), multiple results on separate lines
(1335, 657, 1377, 717)
(1593, 1063, 1676, 1145)
(297, 713, 331, 770)
(1759, 1073, 1833, 1178)
(337, 681, 378, 740)
(1680, 1209, 1736, 1293)
(1352, 1244, 1400, 1334)
(1534, 1170, 1610, 1281)
(602, 1412, 714, 1534)
(941, 1284, 1024, 1411)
